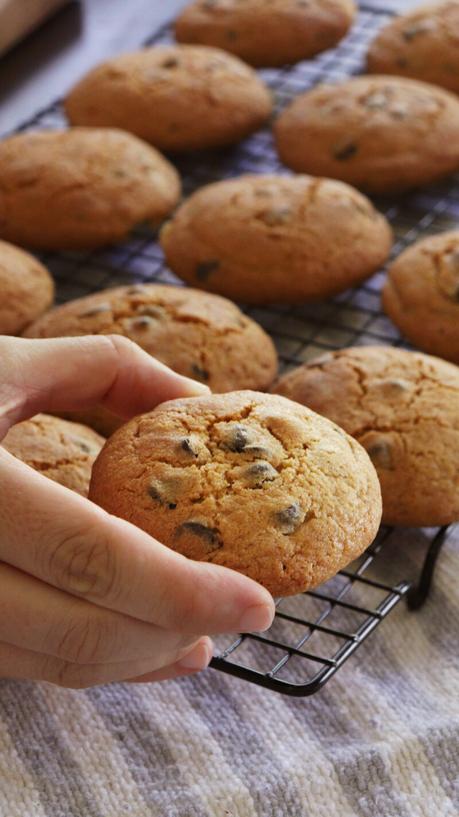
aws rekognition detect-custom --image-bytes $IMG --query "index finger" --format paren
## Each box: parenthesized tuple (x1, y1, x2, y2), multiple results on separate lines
(0, 334, 209, 437)
(0, 450, 275, 635)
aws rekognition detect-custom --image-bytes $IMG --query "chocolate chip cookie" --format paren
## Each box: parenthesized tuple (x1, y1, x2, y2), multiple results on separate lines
(24, 283, 278, 434)
(273, 346, 459, 527)
(89, 391, 382, 596)
(0, 240, 54, 335)
(0, 128, 180, 250)
(367, 1, 459, 96)
(160, 174, 392, 303)
(175, 0, 356, 68)
(65, 45, 272, 153)
(3, 414, 104, 497)
(275, 76, 459, 194)
(383, 231, 459, 364)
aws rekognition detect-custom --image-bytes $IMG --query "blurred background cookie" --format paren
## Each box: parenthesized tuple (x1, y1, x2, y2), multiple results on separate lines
(2, 414, 104, 497)
(273, 346, 459, 527)
(24, 283, 278, 434)
(65, 45, 272, 152)
(175, 0, 356, 68)
(367, 1, 459, 95)
(0, 128, 180, 250)
(89, 390, 382, 596)
(0, 240, 54, 335)
(160, 174, 392, 303)
(275, 76, 459, 194)
(383, 231, 459, 364)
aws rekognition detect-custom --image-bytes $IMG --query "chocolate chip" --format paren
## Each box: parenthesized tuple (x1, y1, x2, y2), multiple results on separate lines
(79, 303, 111, 318)
(177, 521, 221, 547)
(402, 22, 434, 41)
(181, 437, 198, 457)
(225, 424, 250, 452)
(195, 260, 220, 281)
(78, 441, 92, 454)
(191, 364, 210, 382)
(333, 142, 358, 161)
(148, 481, 177, 509)
(274, 502, 306, 534)
(161, 57, 179, 68)
(262, 207, 291, 226)
(226, 30, 238, 41)
(366, 440, 394, 470)
(243, 461, 278, 487)
(129, 316, 156, 331)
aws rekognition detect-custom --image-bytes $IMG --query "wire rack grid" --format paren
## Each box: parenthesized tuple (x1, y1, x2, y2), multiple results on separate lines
(11, 2, 457, 696)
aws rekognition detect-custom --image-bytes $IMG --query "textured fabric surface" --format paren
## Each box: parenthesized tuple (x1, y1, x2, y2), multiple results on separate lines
(0, 526, 458, 817)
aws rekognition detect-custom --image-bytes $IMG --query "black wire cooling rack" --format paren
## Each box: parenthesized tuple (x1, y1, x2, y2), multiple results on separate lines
(11, 2, 457, 696)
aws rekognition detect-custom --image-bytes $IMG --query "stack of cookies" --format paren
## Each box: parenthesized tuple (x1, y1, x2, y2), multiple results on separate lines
(1, 0, 458, 597)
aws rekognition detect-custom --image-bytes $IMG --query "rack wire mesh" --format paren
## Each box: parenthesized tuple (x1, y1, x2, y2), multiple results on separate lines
(11, 2, 457, 696)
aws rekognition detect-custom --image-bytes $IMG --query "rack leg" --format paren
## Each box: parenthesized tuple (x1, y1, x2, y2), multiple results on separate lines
(406, 528, 448, 610)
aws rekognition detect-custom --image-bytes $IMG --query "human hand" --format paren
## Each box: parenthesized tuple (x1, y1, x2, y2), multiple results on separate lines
(0, 335, 275, 687)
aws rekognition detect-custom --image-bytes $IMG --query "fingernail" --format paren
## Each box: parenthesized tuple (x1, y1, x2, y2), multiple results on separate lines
(178, 640, 212, 671)
(238, 603, 274, 633)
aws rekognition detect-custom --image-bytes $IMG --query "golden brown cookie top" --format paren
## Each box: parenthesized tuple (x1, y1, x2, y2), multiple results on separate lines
(24, 283, 278, 393)
(367, 1, 459, 94)
(0, 240, 54, 335)
(175, 0, 356, 67)
(383, 231, 459, 364)
(273, 346, 459, 526)
(275, 76, 459, 193)
(386, 230, 459, 311)
(3, 414, 104, 497)
(65, 45, 272, 152)
(160, 173, 392, 303)
(0, 128, 181, 249)
(89, 390, 382, 596)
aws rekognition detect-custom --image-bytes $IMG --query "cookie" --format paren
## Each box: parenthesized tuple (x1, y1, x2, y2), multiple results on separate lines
(160, 174, 392, 303)
(24, 283, 278, 434)
(367, 1, 459, 96)
(383, 231, 459, 364)
(273, 346, 459, 527)
(2, 414, 104, 497)
(0, 240, 54, 335)
(0, 128, 180, 250)
(65, 45, 272, 153)
(275, 76, 459, 194)
(89, 390, 382, 596)
(175, 0, 356, 68)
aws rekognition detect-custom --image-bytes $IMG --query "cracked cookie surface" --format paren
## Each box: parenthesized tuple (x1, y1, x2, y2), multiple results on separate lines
(274, 76, 459, 194)
(3, 414, 104, 497)
(273, 346, 459, 526)
(65, 45, 272, 153)
(89, 390, 382, 596)
(367, 1, 459, 95)
(0, 128, 180, 250)
(25, 284, 278, 435)
(383, 230, 459, 364)
(175, 0, 355, 68)
(160, 174, 392, 303)
(0, 240, 54, 335)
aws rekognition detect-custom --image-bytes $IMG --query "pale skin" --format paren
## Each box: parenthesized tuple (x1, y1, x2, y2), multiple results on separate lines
(0, 335, 275, 688)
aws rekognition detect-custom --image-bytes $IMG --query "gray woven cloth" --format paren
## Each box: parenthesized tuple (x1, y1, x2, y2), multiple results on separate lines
(0, 526, 458, 817)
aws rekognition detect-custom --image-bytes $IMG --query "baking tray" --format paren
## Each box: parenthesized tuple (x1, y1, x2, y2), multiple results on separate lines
(11, 2, 456, 696)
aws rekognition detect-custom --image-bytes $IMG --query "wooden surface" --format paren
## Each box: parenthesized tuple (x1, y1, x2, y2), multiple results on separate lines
(0, 0, 186, 135)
